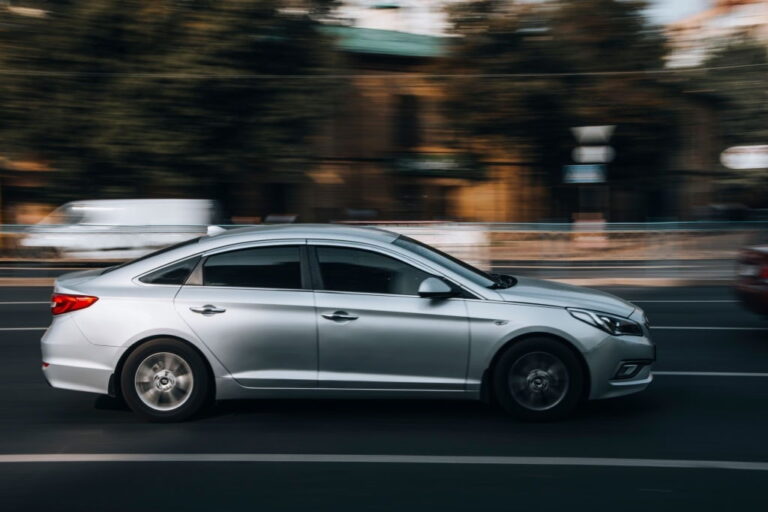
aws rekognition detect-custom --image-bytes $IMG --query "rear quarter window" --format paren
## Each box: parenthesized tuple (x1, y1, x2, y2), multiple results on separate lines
(140, 256, 201, 285)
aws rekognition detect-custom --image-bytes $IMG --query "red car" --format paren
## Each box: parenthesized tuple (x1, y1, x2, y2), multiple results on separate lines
(736, 245, 768, 316)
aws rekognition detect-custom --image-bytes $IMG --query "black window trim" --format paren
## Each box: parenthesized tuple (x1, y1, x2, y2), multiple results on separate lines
(183, 242, 311, 291)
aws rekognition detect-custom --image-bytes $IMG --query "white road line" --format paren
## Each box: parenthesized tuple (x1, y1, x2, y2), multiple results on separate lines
(651, 326, 768, 331)
(629, 300, 737, 303)
(0, 453, 767, 471)
(497, 265, 699, 270)
(0, 327, 46, 331)
(0, 301, 49, 305)
(655, 371, 768, 378)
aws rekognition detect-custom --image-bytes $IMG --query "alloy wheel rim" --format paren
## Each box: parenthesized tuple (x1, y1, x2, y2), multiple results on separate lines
(134, 352, 194, 411)
(508, 351, 569, 411)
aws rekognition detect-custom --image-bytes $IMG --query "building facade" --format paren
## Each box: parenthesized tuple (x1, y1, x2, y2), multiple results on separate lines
(666, 0, 768, 68)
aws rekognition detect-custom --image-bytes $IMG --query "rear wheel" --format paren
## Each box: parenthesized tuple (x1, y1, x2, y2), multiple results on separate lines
(493, 337, 584, 421)
(120, 338, 210, 422)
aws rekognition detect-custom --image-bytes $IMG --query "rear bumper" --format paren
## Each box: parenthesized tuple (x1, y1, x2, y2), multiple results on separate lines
(41, 315, 118, 395)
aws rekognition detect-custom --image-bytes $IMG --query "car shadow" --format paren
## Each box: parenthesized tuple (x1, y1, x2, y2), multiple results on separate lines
(93, 390, 661, 424)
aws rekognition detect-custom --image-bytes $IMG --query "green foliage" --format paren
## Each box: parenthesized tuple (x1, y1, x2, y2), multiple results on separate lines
(444, 0, 680, 219)
(0, 1, 340, 203)
(699, 38, 768, 198)
(702, 38, 768, 148)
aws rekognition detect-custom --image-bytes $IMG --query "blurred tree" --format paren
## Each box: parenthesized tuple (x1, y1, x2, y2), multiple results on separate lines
(0, 0, 341, 211)
(700, 38, 768, 207)
(444, 0, 680, 221)
(702, 38, 768, 148)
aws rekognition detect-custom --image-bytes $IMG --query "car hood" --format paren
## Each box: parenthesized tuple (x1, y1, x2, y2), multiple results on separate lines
(495, 276, 635, 317)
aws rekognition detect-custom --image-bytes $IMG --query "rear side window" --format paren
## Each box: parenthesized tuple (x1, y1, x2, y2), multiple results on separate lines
(316, 246, 429, 295)
(140, 256, 200, 285)
(203, 246, 302, 289)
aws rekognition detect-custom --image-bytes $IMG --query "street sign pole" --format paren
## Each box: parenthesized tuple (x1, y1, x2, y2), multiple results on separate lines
(566, 125, 615, 220)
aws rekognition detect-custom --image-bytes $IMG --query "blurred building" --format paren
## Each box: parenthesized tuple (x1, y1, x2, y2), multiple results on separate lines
(666, 0, 768, 67)
(0, 1, 728, 224)
(329, 0, 461, 36)
(252, 24, 545, 223)
(663, 89, 723, 221)
(0, 157, 53, 224)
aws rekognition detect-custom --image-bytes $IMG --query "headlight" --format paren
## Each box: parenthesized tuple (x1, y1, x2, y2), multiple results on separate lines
(568, 309, 643, 337)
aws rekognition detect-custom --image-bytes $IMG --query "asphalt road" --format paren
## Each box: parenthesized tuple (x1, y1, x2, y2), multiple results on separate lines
(0, 284, 767, 510)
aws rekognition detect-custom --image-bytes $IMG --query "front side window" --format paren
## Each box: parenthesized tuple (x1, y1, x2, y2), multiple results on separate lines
(316, 246, 429, 296)
(203, 246, 302, 289)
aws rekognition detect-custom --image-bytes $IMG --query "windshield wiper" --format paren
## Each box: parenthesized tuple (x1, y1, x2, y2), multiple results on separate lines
(489, 273, 517, 289)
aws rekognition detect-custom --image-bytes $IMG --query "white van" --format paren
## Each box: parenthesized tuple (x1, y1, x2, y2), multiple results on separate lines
(21, 199, 223, 259)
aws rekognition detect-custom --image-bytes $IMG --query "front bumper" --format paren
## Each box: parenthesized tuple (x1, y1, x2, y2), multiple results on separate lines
(586, 309, 656, 400)
(41, 315, 118, 395)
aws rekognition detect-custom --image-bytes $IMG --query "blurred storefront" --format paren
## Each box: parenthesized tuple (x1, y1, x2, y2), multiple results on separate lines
(0, 157, 54, 224)
(257, 24, 544, 223)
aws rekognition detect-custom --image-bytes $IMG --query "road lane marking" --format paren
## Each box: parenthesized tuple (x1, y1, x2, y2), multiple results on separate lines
(0, 327, 46, 331)
(0, 301, 49, 305)
(655, 371, 768, 378)
(651, 326, 768, 331)
(0, 453, 767, 471)
(496, 265, 702, 270)
(629, 300, 737, 303)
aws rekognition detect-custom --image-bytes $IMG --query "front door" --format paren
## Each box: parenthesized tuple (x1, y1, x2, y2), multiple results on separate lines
(311, 244, 469, 390)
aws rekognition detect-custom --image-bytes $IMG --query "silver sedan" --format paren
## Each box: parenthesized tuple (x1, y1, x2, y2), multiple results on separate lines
(41, 225, 654, 422)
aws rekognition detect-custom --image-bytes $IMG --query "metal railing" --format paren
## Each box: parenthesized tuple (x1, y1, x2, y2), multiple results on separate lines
(1, 221, 765, 282)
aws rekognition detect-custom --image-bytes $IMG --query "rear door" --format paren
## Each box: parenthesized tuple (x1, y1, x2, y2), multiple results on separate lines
(310, 242, 470, 390)
(174, 242, 318, 388)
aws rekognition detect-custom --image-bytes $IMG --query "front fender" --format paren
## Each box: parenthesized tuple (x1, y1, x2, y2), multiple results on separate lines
(465, 301, 609, 391)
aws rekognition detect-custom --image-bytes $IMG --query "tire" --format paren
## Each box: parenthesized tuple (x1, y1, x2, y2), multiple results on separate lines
(120, 338, 211, 422)
(493, 337, 584, 421)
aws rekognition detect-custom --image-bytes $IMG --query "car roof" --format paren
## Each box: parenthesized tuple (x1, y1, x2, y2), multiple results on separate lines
(61, 199, 213, 206)
(201, 224, 399, 247)
(93, 224, 401, 282)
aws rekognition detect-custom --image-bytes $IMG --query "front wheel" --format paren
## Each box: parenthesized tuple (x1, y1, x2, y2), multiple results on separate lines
(493, 337, 584, 421)
(120, 338, 210, 422)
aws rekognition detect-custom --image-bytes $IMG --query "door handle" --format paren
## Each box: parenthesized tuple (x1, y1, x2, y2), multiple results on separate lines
(190, 304, 226, 315)
(321, 311, 359, 321)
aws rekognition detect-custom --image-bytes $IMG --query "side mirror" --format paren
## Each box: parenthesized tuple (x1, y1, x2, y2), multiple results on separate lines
(418, 277, 455, 299)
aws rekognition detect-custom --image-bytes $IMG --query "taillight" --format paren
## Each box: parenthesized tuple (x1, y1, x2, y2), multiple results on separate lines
(761, 266, 768, 280)
(51, 294, 99, 315)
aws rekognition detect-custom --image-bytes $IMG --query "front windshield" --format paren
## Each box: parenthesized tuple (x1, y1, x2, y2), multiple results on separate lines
(393, 235, 497, 288)
(40, 203, 88, 225)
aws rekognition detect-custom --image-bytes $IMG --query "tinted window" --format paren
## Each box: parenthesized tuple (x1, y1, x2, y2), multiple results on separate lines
(317, 247, 429, 295)
(140, 256, 200, 285)
(203, 246, 301, 289)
